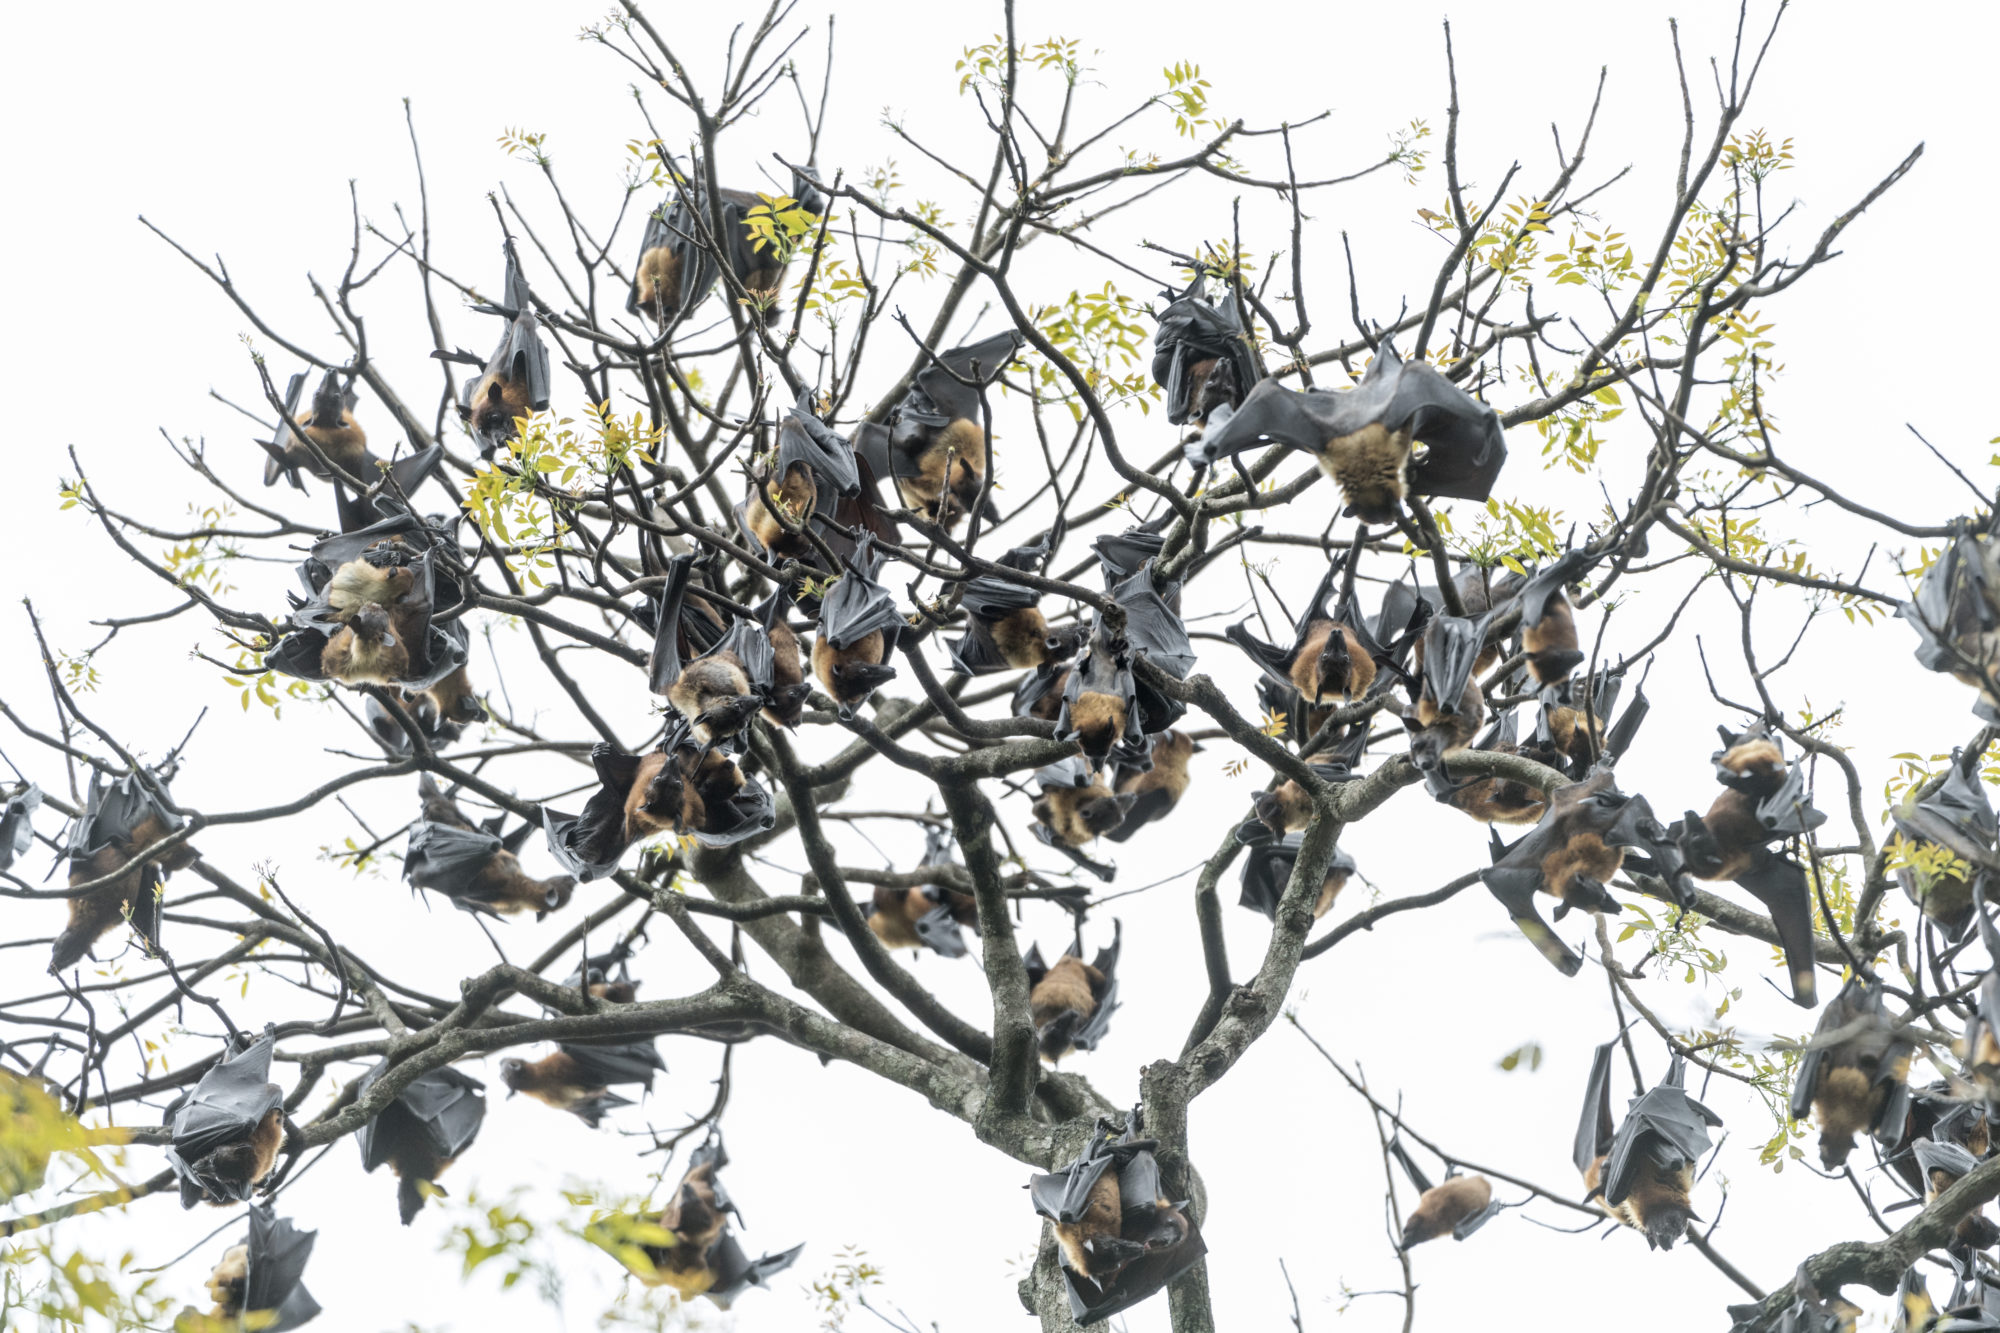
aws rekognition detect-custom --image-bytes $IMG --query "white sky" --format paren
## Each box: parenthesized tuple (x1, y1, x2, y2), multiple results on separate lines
(5, 2, 1999, 1330)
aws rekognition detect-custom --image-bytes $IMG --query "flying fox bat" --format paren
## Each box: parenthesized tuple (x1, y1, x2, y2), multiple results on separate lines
(1104, 731, 1200, 843)
(1960, 883, 2000, 1114)
(188, 1203, 320, 1332)
(612, 1133, 803, 1307)
(1513, 550, 1602, 688)
(1027, 1107, 1204, 1326)
(459, 242, 551, 457)
(260, 369, 367, 490)
(1889, 1267, 1938, 1333)
(1014, 660, 1073, 726)
(357, 1062, 486, 1224)
(649, 554, 779, 747)
(1933, 1268, 2000, 1329)
(1057, 562, 1194, 761)
(1024, 922, 1120, 1063)
(1481, 769, 1687, 976)
(1535, 665, 1650, 779)
(405, 776, 574, 919)
(1406, 613, 1491, 782)
(1226, 557, 1389, 741)
(0, 783, 39, 872)
(1185, 340, 1507, 522)
(1248, 739, 1369, 837)
(1892, 746, 1998, 941)
(1236, 826, 1357, 922)
(1913, 1137, 2000, 1252)
(1029, 758, 1132, 881)
(564, 941, 642, 1004)
(1574, 1042, 1722, 1251)
(1387, 1137, 1500, 1247)
(855, 330, 1023, 528)
(52, 765, 196, 974)
(264, 514, 469, 693)
(1726, 1265, 1863, 1333)
(498, 1039, 666, 1128)
(1673, 723, 1827, 1007)
(1898, 517, 2000, 723)
(1885, 1077, 1992, 1200)
(542, 732, 777, 880)
(1152, 273, 1259, 435)
(1787, 974, 1912, 1170)
(165, 1027, 288, 1209)
(742, 390, 863, 561)
(1441, 712, 1549, 825)
(868, 825, 978, 957)
(813, 533, 905, 717)
(626, 169, 827, 325)
(947, 527, 1084, 675)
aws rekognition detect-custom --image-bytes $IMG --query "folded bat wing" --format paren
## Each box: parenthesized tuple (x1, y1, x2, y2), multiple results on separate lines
(1152, 274, 1259, 425)
(559, 1039, 667, 1091)
(168, 1028, 282, 1161)
(819, 535, 906, 650)
(1514, 550, 1600, 628)
(1112, 567, 1196, 680)
(1481, 824, 1584, 977)
(240, 1203, 320, 1333)
(1731, 850, 1820, 1008)
(1894, 748, 2000, 871)
(646, 554, 698, 695)
(1090, 529, 1168, 586)
(900, 330, 1025, 429)
(1419, 613, 1491, 714)
(1602, 1058, 1721, 1207)
(404, 821, 504, 907)
(690, 770, 777, 849)
(779, 390, 861, 498)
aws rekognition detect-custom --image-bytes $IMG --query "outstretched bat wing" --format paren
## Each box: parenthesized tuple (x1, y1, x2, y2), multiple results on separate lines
(1481, 824, 1583, 975)
(706, 1234, 805, 1308)
(1376, 347, 1509, 502)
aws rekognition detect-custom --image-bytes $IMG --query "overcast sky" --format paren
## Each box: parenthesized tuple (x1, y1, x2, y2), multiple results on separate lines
(5, 2, 1998, 1330)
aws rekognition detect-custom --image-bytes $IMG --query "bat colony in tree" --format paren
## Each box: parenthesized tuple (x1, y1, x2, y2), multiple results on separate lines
(8, 3, 2000, 1330)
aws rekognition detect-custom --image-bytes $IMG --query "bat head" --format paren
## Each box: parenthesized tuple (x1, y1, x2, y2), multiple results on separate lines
(540, 876, 577, 915)
(308, 372, 350, 429)
(1043, 623, 1087, 664)
(765, 682, 812, 727)
(350, 604, 395, 647)
(497, 1059, 527, 1095)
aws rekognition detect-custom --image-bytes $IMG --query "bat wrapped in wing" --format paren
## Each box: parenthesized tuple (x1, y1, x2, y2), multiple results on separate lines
(1024, 922, 1120, 1063)
(626, 168, 825, 326)
(1027, 1107, 1204, 1326)
(460, 241, 551, 457)
(164, 1026, 288, 1208)
(542, 732, 776, 881)
(649, 554, 778, 749)
(813, 532, 906, 717)
(1573, 1042, 1721, 1251)
(947, 526, 1083, 675)
(1786, 974, 1912, 1170)
(187, 1203, 321, 1332)
(1405, 612, 1490, 782)
(1511, 549, 1604, 689)
(855, 330, 1023, 528)
(356, 1061, 486, 1224)
(1891, 746, 1999, 940)
(405, 776, 574, 919)
(1185, 340, 1507, 522)
(1898, 517, 2000, 722)
(1028, 757, 1129, 882)
(1090, 527, 1168, 588)
(1105, 731, 1201, 843)
(1151, 273, 1258, 432)
(741, 390, 863, 562)
(52, 763, 197, 974)
(264, 513, 470, 693)
(1235, 823, 1357, 922)
(259, 368, 367, 491)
